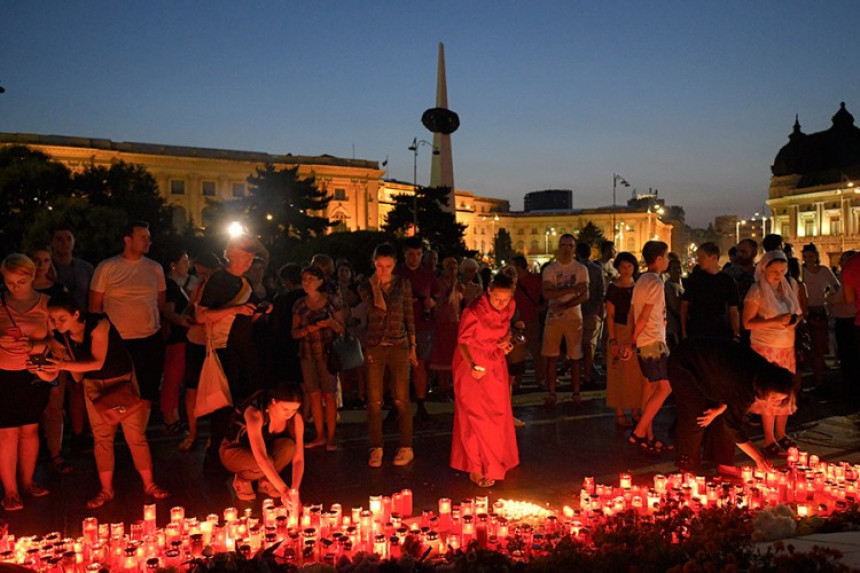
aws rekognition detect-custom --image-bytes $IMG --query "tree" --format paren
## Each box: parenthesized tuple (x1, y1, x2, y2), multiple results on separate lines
(491, 228, 515, 268)
(575, 221, 606, 255)
(382, 186, 468, 260)
(245, 165, 332, 243)
(0, 146, 71, 253)
(73, 161, 171, 224)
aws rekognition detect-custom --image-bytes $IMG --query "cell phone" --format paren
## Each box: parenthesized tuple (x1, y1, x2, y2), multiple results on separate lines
(29, 349, 51, 366)
(5, 327, 22, 340)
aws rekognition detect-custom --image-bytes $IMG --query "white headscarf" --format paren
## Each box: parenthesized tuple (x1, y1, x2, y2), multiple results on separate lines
(754, 250, 802, 316)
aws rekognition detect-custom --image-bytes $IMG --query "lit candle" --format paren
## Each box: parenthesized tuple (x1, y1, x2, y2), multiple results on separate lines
(401, 489, 413, 517)
(369, 495, 383, 522)
(143, 505, 156, 535)
(619, 472, 632, 489)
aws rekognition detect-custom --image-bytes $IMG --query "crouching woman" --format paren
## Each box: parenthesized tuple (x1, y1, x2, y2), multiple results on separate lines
(43, 293, 170, 508)
(220, 387, 305, 506)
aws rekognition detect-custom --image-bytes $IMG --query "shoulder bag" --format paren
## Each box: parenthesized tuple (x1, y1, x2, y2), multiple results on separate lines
(195, 322, 233, 417)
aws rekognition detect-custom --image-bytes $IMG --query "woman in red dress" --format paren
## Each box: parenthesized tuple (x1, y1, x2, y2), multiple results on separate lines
(450, 272, 518, 488)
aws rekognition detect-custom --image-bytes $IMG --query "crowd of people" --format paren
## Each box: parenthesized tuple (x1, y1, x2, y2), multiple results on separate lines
(1, 221, 859, 511)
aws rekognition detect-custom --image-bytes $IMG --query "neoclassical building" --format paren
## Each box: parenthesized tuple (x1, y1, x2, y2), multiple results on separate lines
(767, 103, 860, 266)
(1, 132, 671, 263)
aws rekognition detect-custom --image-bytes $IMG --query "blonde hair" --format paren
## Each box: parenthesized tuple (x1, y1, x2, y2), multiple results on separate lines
(1, 253, 36, 277)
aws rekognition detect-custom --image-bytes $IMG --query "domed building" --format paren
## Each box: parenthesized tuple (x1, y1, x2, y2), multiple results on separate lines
(768, 102, 860, 265)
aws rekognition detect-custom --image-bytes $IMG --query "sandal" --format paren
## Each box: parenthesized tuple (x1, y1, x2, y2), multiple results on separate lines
(86, 489, 114, 509)
(615, 414, 633, 428)
(52, 455, 74, 474)
(305, 437, 326, 449)
(777, 436, 797, 451)
(164, 421, 187, 436)
(178, 435, 196, 452)
(763, 442, 783, 458)
(469, 473, 496, 488)
(650, 439, 674, 455)
(23, 483, 49, 497)
(325, 442, 338, 452)
(628, 432, 653, 453)
(2, 494, 23, 511)
(144, 483, 171, 500)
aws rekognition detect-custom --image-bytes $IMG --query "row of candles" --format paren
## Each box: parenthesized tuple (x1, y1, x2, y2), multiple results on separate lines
(1, 449, 856, 569)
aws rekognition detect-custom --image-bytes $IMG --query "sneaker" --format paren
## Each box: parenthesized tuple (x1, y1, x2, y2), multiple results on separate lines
(257, 479, 281, 498)
(368, 447, 383, 468)
(232, 475, 256, 501)
(393, 447, 414, 466)
(513, 417, 526, 428)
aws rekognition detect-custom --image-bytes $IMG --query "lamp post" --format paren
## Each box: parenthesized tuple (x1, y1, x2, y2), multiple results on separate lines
(646, 206, 664, 241)
(408, 138, 438, 231)
(612, 173, 630, 235)
(735, 219, 747, 244)
(482, 214, 499, 256)
(544, 227, 556, 254)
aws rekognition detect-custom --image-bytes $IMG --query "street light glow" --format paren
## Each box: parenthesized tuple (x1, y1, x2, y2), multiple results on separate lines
(227, 221, 246, 237)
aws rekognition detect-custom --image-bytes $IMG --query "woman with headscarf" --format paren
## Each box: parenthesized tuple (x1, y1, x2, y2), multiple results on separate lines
(743, 249, 803, 457)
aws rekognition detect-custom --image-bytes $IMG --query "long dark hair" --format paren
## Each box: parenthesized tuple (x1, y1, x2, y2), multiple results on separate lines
(46, 292, 86, 322)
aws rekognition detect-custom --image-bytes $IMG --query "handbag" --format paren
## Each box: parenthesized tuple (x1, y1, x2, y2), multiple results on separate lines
(85, 373, 143, 424)
(195, 323, 233, 417)
(327, 332, 364, 374)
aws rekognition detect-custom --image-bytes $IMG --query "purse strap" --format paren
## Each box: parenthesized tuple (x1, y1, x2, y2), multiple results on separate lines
(1, 291, 19, 330)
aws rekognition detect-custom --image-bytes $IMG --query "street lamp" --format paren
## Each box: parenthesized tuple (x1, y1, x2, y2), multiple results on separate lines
(612, 173, 630, 234)
(646, 206, 664, 241)
(481, 214, 500, 255)
(544, 227, 556, 254)
(735, 219, 747, 244)
(408, 137, 439, 231)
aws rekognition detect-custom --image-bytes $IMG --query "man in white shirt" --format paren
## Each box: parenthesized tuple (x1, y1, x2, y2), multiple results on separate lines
(541, 233, 589, 407)
(629, 241, 672, 454)
(90, 221, 166, 406)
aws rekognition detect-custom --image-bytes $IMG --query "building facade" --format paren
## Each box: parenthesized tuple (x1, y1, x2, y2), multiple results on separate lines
(766, 103, 860, 266)
(2, 132, 672, 264)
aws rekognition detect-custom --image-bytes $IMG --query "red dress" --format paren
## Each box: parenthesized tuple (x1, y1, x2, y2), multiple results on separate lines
(450, 294, 519, 480)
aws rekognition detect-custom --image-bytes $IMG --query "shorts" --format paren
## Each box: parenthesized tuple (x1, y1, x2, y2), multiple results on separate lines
(636, 341, 669, 382)
(415, 329, 434, 363)
(541, 312, 583, 360)
(300, 354, 338, 394)
(582, 313, 603, 352)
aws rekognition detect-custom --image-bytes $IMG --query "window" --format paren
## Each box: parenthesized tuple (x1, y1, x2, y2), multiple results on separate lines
(202, 181, 216, 196)
(530, 240, 539, 252)
(481, 228, 486, 235)
(804, 219, 815, 237)
(232, 183, 246, 198)
(170, 180, 185, 195)
(331, 212, 349, 233)
(531, 228, 537, 235)
(334, 188, 347, 201)
(831, 216, 843, 236)
(517, 228, 525, 235)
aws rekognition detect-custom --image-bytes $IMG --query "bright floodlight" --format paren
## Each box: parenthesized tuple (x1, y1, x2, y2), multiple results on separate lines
(228, 221, 245, 237)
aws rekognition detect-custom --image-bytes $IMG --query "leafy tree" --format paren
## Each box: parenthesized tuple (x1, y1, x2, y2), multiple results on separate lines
(24, 196, 128, 264)
(575, 220, 606, 257)
(491, 228, 515, 268)
(245, 165, 332, 243)
(382, 186, 467, 260)
(0, 145, 71, 253)
(72, 161, 170, 230)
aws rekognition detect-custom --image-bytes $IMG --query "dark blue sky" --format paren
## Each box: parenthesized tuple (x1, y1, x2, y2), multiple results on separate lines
(3, 1, 859, 227)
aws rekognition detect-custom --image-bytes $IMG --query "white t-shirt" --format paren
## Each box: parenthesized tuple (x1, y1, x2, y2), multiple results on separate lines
(802, 266, 839, 308)
(91, 255, 166, 339)
(631, 272, 666, 348)
(542, 259, 589, 321)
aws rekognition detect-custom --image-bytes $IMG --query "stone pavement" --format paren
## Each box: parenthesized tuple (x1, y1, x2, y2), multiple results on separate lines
(2, 369, 860, 568)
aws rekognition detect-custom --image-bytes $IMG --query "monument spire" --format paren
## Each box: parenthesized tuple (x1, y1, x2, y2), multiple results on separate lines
(430, 43, 455, 210)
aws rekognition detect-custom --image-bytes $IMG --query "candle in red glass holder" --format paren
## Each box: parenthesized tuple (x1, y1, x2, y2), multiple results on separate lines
(369, 495, 382, 522)
(382, 496, 392, 523)
(82, 518, 98, 546)
(583, 476, 595, 495)
(392, 492, 402, 515)
(619, 472, 632, 489)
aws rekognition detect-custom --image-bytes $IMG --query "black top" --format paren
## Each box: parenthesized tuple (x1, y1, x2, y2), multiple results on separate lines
(669, 338, 771, 444)
(605, 283, 634, 325)
(682, 269, 739, 339)
(55, 316, 133, 379)
(35, 282, 67, 299)
(199, 269, 249, 309)
(225, 390, 296, 449)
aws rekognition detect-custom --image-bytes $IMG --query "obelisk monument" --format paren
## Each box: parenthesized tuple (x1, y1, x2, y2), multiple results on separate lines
(430, 43, 455, 212)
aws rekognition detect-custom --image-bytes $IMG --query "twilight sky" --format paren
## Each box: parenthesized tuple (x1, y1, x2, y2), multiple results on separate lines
(2, 1, 859, 228)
